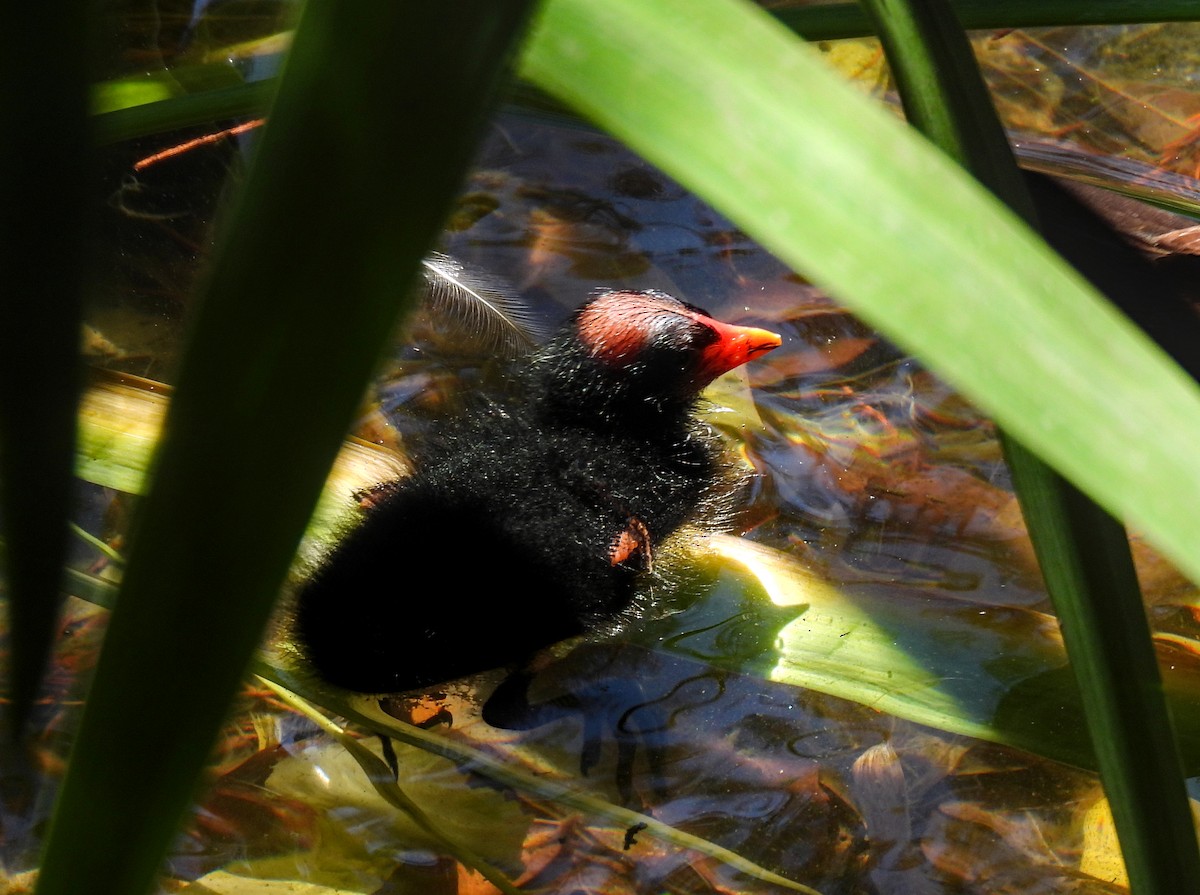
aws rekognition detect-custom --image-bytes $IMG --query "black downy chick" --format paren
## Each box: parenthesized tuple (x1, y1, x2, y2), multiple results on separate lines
(294, 290, 782, 695)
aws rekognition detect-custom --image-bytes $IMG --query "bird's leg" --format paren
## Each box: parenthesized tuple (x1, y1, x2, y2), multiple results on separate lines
(614, 694, 670, 803)
(376, 703, 453, 779)
(481, 666, 580, 731)
(481, 660, 669, 805)
(378, 735, 400, 780)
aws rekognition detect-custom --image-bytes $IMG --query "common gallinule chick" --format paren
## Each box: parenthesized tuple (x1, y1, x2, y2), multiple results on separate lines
(294, 289, 781, 696)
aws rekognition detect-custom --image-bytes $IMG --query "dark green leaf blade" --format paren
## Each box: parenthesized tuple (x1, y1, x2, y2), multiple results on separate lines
(0, 3, 90, 732)
(1002, 440, 1200, 892)
(33, 2, 539, 894)
(93, 79, 277, 146)
(855, 0, 1200, 890)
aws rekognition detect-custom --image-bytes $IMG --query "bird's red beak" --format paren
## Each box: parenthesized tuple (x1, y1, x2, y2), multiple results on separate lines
(693, 315, 782, 386)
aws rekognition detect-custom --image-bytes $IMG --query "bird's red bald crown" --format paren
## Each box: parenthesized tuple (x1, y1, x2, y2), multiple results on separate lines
(575, 290, 781, 390)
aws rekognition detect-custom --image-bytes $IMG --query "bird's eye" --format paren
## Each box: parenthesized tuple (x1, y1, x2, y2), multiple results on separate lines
(647, 312, 717, 355)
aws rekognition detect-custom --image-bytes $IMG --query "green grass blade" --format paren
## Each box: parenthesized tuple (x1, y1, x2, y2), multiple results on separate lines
(1004, 441, 1200, 890)
(0, 4, 90, 732)
(93, 79, 276, 146)
(520, 0, 1200, 593)
(853, 0, 1030, 206)
(855, 0, 1200, 889)
(33, 1, 538, 894)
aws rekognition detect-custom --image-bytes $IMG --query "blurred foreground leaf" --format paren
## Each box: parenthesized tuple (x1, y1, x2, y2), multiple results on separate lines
(520, 0, 1200, 591)
(0, 4, 90, 730)
(35, 2, 539, 894)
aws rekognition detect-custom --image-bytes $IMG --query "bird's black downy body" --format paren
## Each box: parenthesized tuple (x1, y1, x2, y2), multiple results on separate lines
(294, 290, 781, 695)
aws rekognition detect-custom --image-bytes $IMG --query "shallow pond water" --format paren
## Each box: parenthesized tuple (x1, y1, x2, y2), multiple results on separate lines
(8, 17, 1200, 894)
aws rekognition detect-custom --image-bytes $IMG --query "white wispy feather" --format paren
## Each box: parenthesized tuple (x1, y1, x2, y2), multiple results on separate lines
(420, 253, 541, 356)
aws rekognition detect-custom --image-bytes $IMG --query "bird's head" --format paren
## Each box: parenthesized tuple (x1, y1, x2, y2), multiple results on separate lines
(532, 290, 781, 423)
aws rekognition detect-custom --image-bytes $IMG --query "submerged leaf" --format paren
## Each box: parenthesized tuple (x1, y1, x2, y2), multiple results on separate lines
(706, 535, 1200, 774)
(265, 739, 528, 876)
